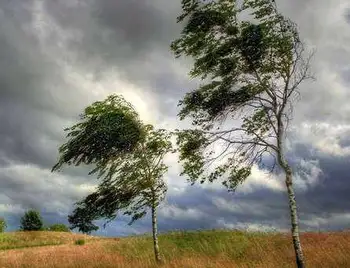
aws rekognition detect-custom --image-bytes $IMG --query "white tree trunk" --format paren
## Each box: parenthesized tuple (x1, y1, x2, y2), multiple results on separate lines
(151, 203, 162, 263)
(277, 120, 305, 268)
(284, 167, 305, 268)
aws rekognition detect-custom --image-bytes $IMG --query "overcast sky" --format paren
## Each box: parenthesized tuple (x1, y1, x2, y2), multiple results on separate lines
(0, 0, 350, 236)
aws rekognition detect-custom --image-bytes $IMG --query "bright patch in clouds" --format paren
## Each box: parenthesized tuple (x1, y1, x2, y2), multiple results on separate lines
(159, 205, 206, 221)
(297, 123, 350, 156)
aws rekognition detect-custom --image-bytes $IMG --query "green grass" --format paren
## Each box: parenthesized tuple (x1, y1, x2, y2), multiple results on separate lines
(106, 229, 278, 261)
(74, 239, 85, 245)
(0, 229, 349, 267)
(101, 229, 350, 267)
(0, 231, 90, 250)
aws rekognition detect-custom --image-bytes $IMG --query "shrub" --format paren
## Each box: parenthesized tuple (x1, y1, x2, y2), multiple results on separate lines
(75, 239, 85, 245)
(49, 223, 70, 232)
(41, 226, 50, 231)
(19, 210, 43, 231)
(0, 217, 7, 232)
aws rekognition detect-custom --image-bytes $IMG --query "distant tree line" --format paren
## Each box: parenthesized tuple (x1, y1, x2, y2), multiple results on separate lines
(0, 210, 70, 233)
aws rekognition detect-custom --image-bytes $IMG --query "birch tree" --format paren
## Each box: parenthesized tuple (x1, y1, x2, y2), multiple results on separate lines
(171, 1, 313, 267)
(52, 95, 172, 263)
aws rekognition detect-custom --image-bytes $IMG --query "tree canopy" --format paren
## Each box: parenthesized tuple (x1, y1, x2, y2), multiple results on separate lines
(171, 1, 312, 267)
(171, 0, 312, 191)
(66, 124, 172, 263)
(52, 94, 145, 172)
(20, 210, 43, 231)
(67, 125, 172, 229)
(52, 94, 172, 262)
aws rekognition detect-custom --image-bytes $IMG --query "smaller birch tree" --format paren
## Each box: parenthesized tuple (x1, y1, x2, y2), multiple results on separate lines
(67, 125, 172, 263)
(52, 95, 172, 263)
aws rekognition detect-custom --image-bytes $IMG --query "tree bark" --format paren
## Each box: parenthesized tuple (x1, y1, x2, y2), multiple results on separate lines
(277, 118, 305, 268)
(151, 203, 162, 264)
(284, 166, 305, 268)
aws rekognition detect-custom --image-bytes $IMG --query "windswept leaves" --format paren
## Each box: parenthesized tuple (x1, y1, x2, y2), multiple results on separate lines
(171, 0, 302, 127)
(179, 84, 256, 125)
(176, 129, 207, 183)
(172, 0, 311, 192)
(52, 95, 145, 172)
(61, 119, 173, 231)
(68, 205, 99, 235)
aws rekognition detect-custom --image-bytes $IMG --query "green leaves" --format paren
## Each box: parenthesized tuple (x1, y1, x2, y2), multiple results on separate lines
(224, 166, 251, 192)
(239, 23, 267, 71)
(184, 9, 227, 34)
(172, 0, 311, 192)
(0, 217, 7, 233)
(176, 129, 207, 183)
(171, 0, 301, 125)
(68, 205, 99, 234)
(20, 210, 43, 231)
(52, 94, 145, 172)
(242, 109, 270, 135)
(53, 96, 173, 232)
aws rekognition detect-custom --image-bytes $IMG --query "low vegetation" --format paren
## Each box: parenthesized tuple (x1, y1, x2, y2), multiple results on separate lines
(74, 239, 85, 245)
(0, 218, 7, 233)
(0, 231, 94, 250)
(0, 230, 349, 267)
(48, 223, 70, 232)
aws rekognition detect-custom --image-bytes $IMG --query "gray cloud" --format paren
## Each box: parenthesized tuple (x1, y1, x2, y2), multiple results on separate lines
(345, 8, 350, 24)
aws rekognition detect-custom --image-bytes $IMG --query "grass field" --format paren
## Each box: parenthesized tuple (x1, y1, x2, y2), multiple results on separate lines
(0, 230, 349, 267)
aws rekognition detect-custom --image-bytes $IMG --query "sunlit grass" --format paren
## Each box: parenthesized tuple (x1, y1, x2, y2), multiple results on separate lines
(0, 231, 95, 250)
(0, 230, 349, 267)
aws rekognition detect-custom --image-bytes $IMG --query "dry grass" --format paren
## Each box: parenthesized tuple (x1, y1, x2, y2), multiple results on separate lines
(0, 230, 349, 267)
(0, 231, 97, 250)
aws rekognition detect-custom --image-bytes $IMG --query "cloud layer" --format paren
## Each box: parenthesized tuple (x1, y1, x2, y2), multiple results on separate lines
(0, 0, 349, 236)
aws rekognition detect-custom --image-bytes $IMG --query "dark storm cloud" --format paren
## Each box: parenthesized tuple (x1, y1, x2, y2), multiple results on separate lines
(301, 155, 350, 214)
(0, 102, 61, 168)
(138, 146, 350, 233)
(345, 8, 350, 24)
(42, 0, 182, 78)
(0, 165, 90, 211)
(94, 147, 350, 236)
(0, 0, 94, 172)
(40, 0, 193, 117)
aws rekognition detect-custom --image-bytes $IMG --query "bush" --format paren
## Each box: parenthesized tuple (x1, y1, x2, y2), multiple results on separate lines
(49, 223, 70, 232)
(0, 217, 7, 232)
(75, 239, 85, 245)
(19, 210, 43, 231)
(41, 226, 50, 231)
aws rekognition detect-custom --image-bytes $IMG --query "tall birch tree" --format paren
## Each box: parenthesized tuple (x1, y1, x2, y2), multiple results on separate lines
(171, 1, 313, 267)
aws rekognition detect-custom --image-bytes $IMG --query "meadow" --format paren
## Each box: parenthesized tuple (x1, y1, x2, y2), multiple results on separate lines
(0, 229, 349, 268)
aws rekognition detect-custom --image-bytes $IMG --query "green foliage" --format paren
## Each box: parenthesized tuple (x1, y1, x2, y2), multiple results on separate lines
(74, 239, 85, 245)
(20, 210, 43, 231)
(171, 0, 312, 191)
(172, 0, 298, 123)
(0, 217, 7, 233)
(52, 94, 145, 172)
(176, 129, 207, 183)
(68, 125, 173, 230)
(41, 226, 50, 231)
(48, 223, 70, 232)
(68, 204, 99, 235)
(52, 94, 173, 237)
